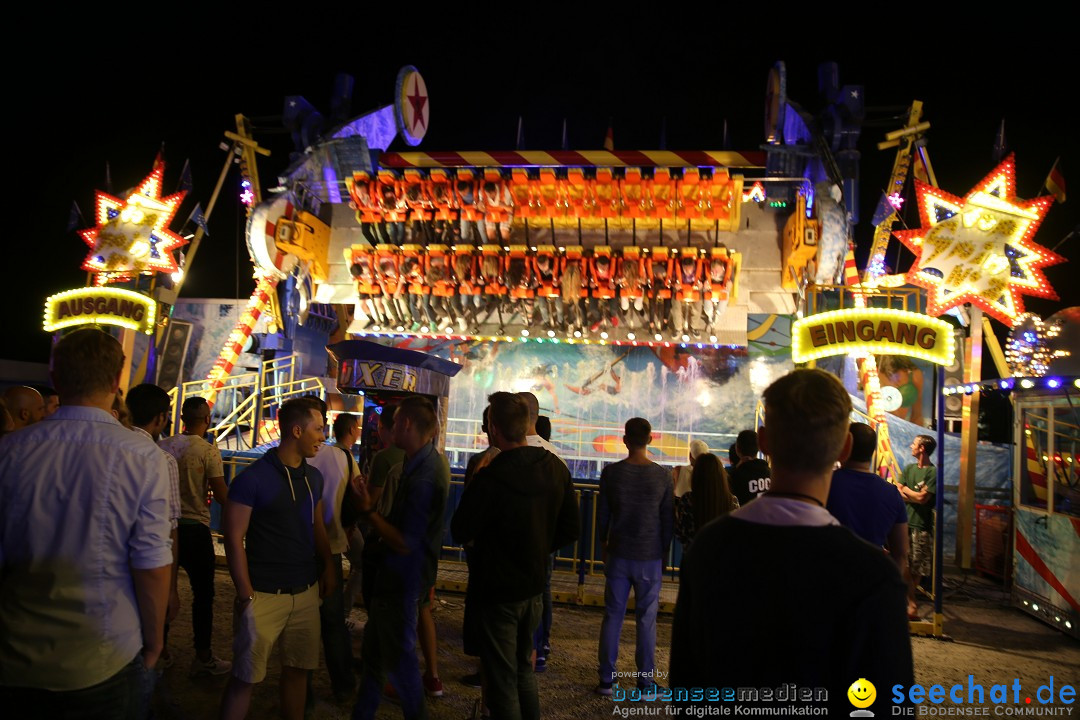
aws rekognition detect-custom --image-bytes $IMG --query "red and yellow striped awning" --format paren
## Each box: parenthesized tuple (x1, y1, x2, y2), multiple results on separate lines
(380, 150, 766, 169)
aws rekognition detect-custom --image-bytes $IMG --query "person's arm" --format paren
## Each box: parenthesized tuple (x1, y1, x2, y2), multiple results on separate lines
(660, 475, 675, 553)
(350, 475, 408, 554)
(886, 521, 910, 575)
(209, 475, 228, 506)
(133, 565, 171, 668)
(223, 500, 255, 603)
(451, 472, 491, 546)
(167, 527, 180, 623)
(597, 469, 611, 561)
(898, 483, 932, 505)
(552, 474, 581, 551)
(313, 499, 335, 598)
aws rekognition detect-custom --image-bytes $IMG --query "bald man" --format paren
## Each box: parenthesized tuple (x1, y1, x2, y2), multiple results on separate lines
(3, 386, 45, 431)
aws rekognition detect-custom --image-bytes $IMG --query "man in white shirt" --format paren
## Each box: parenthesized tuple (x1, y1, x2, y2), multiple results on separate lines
(306, 406, 359, 701)
(0, 328, 173, 718)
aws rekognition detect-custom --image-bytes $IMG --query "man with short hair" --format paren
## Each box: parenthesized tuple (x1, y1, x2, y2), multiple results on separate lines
(670, 369, 913, 715)
(0, 328, 173, 718)
(350, 396, 449, 720)
(306, 404, 358, 701)
(727, 428, 771, 505)
(159, 395, 232, 677)
(516, 391, 562, 459)
(898, 434, 938, 619)
(3, 385, 45, 431)
(595, 417, 673, 695)
(826, 423, 909, 575)
(219, 399, 334, 720)
(452, 392, 579, 720)
(125, 383, 185, 666)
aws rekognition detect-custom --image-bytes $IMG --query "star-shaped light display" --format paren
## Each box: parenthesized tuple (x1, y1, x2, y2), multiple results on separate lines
(407, 75, 428, 132)
(78, 163, 188, 284)
(894, 155, 1062, 325)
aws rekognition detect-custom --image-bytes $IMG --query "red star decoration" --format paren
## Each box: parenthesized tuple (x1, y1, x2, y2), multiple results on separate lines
(78, 163, 188, 285)
(407, 75, 428, 132)
(893, 155, 1062, 325)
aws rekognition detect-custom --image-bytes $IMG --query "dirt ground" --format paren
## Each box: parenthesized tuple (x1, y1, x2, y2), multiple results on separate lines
(152, 567, 1079, 719)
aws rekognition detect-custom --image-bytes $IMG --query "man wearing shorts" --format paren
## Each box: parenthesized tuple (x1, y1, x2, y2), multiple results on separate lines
(219, 398, 335, 720)
(898, 434, 937, 619)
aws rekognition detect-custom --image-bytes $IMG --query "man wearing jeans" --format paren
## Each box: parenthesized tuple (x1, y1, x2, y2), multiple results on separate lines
(0, 328, 172, 719)
(452, 392, 579, 720)
(595, 417, 673, 695)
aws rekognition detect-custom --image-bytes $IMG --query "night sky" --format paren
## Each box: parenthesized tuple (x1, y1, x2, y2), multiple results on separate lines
(12, 18, 1077, 368)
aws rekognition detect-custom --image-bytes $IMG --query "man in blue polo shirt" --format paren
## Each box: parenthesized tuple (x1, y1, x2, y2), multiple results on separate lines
(219, 398, 335, 720)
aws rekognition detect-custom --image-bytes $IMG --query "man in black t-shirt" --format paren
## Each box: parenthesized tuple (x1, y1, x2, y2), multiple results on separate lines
(727, 429, 771, 505)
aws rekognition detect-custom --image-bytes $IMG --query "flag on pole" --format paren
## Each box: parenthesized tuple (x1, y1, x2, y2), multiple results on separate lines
(603, 121, 614, 151)
(842, 246, 860, 286)
(189, 203, 209, 236)
(561, 119, 569, 151)
(992, 119, 1007, 164)
(1045, 158, 1066, 203)
(515, 116, 525, 151)
(66, 201, 84, 233)
(177, 158, 193, 194)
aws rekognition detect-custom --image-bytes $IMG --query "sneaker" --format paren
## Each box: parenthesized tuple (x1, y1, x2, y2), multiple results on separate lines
(595, 681, 613, 696)
(534, 655, 547, 673)
(190, 655, 232, 677)
(457, 316, 468, 332)
(424, 675, 444, 698)
(542, 643, 551, 659)
(460, 672, 482, 689)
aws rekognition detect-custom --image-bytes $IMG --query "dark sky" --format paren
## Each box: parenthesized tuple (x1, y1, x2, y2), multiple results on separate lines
(11, 17, 1077, 365)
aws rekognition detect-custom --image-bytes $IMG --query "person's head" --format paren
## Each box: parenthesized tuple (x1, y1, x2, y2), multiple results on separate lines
(378, 257, 397, 277)
(111, 391, 131, 429)
(454, 254, 472, 279)
(621, 257, 639, 284)
(536, 415, 552, 442)
(487, 391, 529, 447)
(735, 429, 759, 459)
(402, 257, 419, 275)
(378, 404, 396, 445)
(277, 397, 325, 459)
(760, 369, 852, 477)
(691, 453, 737, 529)
(181, 396, 213, 436)
(507, 258, 528, 287)
(3, 385, 45, 430)
(516, 391, 540, 431)
(50, 328, 124, 405)
(688, 439, 709, 466)
(34, 386, 59, 416)
(912, 434, 937, 459)
(125, 383, 171, 438)
(652, 260, 668, 280)
(561, 261, 581, 296)
(391, 396, 438, 452)
(680, 256, 696, 278)
(846, 423, 878, 466)
(481, 255, 499, 278)
(480, 404, 493, 442)
(536, 255, 551, 272)
(0, 397, 16, 438)
(595, 256, 611, 278)
(623, 417, 652, 451)
(728, 442, 739, 467)
(709, 258, 727, 281)
(333, 412, 361, 445)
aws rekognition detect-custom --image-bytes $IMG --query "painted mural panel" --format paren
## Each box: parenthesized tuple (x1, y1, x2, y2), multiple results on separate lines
(1014, 509, 1080, 616)
(366, 314, 793, 480)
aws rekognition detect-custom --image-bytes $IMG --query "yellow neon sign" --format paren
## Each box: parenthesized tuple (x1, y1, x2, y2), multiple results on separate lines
(792, 308, 954, 366)
(44, 287, 156, 335)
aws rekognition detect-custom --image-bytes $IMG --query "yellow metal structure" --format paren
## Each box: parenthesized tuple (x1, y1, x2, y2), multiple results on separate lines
(781, 193, 821, 290)
(275, 210, 331, 284)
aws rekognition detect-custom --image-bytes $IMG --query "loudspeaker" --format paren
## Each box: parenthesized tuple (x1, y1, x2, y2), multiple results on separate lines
(156, 320, 193, 392)
(943, 332, 965, 419)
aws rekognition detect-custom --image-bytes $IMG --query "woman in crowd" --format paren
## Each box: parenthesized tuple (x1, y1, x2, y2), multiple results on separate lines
(674, 453, 738, 549)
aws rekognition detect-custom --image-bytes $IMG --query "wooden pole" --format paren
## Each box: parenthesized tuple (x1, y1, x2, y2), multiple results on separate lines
(956, 306, 983, 568)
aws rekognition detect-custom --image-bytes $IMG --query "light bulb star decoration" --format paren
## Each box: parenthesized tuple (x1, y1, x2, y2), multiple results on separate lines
(78, 163, 188, 285)
(894, 155, 1062, 325)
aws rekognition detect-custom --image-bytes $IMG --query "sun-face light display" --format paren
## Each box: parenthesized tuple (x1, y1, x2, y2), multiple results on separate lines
(893, 155, 1061, 325)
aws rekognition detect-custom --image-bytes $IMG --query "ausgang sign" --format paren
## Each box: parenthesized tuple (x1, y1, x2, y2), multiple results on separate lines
(792, 308, 954, 366)
(44, 287, 156, 335)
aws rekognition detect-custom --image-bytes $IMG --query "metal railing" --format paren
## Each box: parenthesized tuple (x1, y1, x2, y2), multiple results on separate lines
(169, 354, 324, 449)
(213, 454, 688, 611)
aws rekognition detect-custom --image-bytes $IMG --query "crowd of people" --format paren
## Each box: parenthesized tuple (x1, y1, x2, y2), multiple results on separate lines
(1, 328, 934, 718)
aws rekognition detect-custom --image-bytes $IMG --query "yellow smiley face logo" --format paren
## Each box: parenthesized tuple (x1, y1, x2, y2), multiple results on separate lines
(848, 678, 876, 708)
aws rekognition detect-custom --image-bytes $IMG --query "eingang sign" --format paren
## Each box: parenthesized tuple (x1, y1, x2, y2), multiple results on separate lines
(792, 308, 954, 365)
